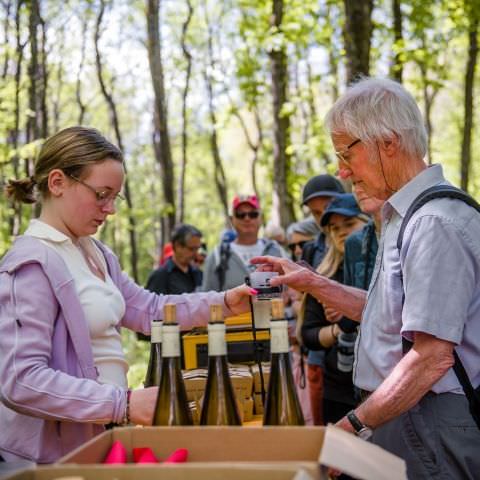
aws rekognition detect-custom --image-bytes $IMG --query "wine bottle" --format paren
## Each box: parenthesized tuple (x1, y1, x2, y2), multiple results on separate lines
(263, 298, 305, 426)
(152, 304, 193, 426)
(144, 319, 163, 387)
(200, 304, 241, 426)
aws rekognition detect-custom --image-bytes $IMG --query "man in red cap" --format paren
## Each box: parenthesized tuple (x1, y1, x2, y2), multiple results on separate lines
(202, 194, 283, 291)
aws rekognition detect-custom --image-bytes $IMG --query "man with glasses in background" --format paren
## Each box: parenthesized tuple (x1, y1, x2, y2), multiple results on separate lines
(146, 224, 204, 297)
(202, 194, 283, 292)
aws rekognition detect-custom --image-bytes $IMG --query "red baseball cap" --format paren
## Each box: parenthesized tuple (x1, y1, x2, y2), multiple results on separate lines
(231, 194, 260, 211)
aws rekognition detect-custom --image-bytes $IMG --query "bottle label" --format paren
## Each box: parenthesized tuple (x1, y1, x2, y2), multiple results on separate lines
(151, 322, 163, 344)
(270, 320, 289, 353)
(162, 325, 180, 357)
(208, 323, 227, 356)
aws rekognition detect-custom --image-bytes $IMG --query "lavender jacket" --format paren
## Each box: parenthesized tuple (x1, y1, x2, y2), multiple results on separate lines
(0, 236, 230, 463)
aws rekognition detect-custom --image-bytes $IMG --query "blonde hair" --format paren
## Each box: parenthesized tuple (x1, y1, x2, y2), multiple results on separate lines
(296, 216, 368, 343)
(5, 126, 123, 204)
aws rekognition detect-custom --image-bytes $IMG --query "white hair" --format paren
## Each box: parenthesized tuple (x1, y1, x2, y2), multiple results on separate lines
(325, 77, 427, 160)
(286, 218, 319, 242)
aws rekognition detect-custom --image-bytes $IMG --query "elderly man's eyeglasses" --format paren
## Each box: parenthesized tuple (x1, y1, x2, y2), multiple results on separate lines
(234, 211, 260, 220)
(335, 139, 361, 164)
(69, 174, 125, 206)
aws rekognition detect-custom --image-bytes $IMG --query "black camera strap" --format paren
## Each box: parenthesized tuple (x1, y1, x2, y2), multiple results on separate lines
(398, 184, 480, 430)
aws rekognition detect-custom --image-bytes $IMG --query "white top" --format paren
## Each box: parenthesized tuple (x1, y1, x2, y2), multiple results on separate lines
(25, 219, 128, 388)
(230, 240, 265, 266)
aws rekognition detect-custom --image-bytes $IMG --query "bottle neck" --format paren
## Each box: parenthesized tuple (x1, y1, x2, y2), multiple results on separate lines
(162, 324, 180, 357)
(208, 322, 227, 357)
(270, 319, 289, 354)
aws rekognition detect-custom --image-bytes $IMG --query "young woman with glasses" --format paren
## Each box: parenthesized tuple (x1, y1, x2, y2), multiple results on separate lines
(0, 126, 253, 464)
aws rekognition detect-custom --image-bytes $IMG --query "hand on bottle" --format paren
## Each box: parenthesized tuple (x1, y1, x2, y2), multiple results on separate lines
(224, 284, 257, 315)
(129, 387, 158, 426)
(250, 255, 319, 293)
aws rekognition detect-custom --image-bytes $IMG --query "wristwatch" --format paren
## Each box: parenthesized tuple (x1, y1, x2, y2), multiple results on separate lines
(346, 410, 373, 440)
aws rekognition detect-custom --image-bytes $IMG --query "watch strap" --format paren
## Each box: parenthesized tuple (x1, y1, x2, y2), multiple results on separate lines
(346, 410, 365, 433)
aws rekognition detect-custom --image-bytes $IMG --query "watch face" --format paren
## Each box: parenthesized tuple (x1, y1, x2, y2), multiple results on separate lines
(358, 428, 373, 441)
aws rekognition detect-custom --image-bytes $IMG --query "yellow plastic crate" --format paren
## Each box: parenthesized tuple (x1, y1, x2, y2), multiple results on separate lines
(183, 329, 270, 370)
(225, 311, 252, 326)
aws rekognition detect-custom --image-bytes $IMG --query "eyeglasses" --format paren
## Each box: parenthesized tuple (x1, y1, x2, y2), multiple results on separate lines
(69, 174, 125, 206)
(234, 211, 260, 220)
(335, 139, 361, 165)
(288, 240, 307, 252)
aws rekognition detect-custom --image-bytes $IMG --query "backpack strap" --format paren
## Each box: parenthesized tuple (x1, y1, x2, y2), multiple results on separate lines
(397, 184, 480, 429)
(397, 185, 480, 251)
(215, 241, 231, 291)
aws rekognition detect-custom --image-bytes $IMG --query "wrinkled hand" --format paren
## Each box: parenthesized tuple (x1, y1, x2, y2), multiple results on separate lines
(129, 387, 158, 426)
(324, 307, 343, 323)
(224, 284, 257, 315)
(250, 255, 319, 293)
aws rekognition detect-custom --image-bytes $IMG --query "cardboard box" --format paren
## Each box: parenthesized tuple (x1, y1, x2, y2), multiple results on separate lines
(254, 392, 264, 415)
(183, 366, 253, 401)
(242, 396, 254, 422)
(251, 362, 270, 393)
(229, 364, 254, 399)
(182, 369, 252, 423)
(3, 464, 314, 480)
(182, 369, 208, 402)
(56, 426, 407, 480)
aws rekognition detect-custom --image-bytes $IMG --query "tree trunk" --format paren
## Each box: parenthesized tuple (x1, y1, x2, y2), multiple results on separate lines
(95, 0, 139, 282)
(177, 0, 193, 225)
(343, 0, 374, 85)
(146, 0, 175, 240)
(390, 0, 403, 83)
(7, 0, 26, 236)
(204, 5, 229, 221)
(26, 0, 40, 145)
(327, 4, 339, 102)
(52, 25, 65, 133)
(76, 16, 88, 125)
(230, 104, 262, 200)
(269, 0, 295, 228)
(460, 13, 479, 192)
(2, 0, 12, 79)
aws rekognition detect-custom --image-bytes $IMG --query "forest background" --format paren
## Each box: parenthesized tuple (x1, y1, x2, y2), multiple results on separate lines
(1, 0, 479, 386)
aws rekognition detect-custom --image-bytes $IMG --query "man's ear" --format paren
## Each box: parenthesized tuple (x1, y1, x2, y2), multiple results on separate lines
(379, 134, 400, 157)
(47, 169, 68, 197)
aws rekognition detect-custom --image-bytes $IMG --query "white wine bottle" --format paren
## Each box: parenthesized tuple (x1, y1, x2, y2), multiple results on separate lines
(144, 319, 162, 387)
(200, 304, 241, 425)
(152, 304, 192, 426)
(263, 298, 305, 426)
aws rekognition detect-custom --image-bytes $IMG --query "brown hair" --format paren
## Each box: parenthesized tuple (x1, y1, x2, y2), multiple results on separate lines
(5, 126, 123, 204)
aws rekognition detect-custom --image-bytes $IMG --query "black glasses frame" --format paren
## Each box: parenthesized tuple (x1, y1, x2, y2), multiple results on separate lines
(234, 211, 260, 220)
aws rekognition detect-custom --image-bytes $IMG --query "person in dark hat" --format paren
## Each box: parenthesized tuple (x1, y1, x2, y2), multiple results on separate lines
(299, 193, 368, 425)
(301, 174, 345, 269)
(300, 174, 345, 426)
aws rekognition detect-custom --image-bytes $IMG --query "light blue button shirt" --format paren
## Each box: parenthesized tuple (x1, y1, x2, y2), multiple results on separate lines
(354, 164, 480, 394)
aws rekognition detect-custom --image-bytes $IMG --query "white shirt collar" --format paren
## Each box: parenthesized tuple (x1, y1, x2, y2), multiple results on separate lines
(25, 219, 73, 244)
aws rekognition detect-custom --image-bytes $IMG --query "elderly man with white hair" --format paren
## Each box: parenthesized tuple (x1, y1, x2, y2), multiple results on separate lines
(252, 77, 480, 479)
